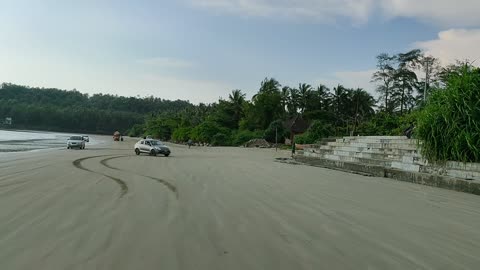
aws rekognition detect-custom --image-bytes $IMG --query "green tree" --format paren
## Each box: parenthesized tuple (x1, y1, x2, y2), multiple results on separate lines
(350, 88, 376, 134)
(295, 120, 335, 144)
(171, 127, 192, 142)
(251, 78, 283, 129)
(280, 86, 290, 115)
(190, 120, 229, 144)
(393, 50, 422, 114)
(372, 53, 396, 113)
(297, 83, 312, 114)
(228, 89, 246, 128)
(263, 120, 288, 143)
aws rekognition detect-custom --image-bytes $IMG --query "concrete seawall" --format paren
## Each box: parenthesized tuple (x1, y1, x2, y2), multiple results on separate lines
(295, 136, 480, 196)
(295, 156, 480, 195)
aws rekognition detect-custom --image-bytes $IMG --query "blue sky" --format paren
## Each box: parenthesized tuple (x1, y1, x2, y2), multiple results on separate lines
(1, 0, 479, 103)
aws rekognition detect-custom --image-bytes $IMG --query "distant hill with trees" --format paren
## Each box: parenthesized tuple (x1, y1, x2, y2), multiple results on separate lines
(0, 83, 191, 134)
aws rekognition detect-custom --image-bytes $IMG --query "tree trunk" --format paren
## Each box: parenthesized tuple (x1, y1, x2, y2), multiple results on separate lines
(401, 80, 405, 115)
(385, 86, 389, 112)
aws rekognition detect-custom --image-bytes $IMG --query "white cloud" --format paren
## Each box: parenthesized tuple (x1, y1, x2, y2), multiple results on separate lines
(380, 0, 480, 27)
(137, 57, 194, 68)
(189, 0, 480, 26)
(414, 29, 480, 65)
(316, 69, 377, 96)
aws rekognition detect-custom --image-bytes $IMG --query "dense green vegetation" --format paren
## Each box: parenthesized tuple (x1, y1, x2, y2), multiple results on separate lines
(416, 64, 480, 162)
(0, 83, 191, 134)
(137, 49, 446, 147)
(2, 49, 477, 162)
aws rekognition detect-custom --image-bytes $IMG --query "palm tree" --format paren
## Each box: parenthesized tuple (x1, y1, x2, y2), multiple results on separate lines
(315, 84, 331, 111)
(350, 88, 376, 134)
(287, 88, 300, 115)
(228, 89, 246, 126)
(298, 83, 312, 114)
(229, 89, 246, 104)
(252, 78, 280, 102)
(259, 78, 281, 93)
(280, 86, 290, 114)
(333, 84, 348, 115)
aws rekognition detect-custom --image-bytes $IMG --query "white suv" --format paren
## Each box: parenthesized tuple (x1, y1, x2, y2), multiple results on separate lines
(67, 136, 86, 149)
(134, 139, 170, 156)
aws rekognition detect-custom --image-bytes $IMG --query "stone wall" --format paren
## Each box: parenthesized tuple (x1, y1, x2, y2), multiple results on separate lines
(296, 136, 480, 195)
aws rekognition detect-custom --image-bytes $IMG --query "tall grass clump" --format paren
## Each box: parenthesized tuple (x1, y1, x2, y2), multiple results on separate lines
(416, 65, 480, 162)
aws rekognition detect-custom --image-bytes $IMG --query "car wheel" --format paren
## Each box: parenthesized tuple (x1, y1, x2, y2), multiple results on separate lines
(150, 149, 157, 156)
(67, 146, 70, 149)
(164, 153, 170, 157)
(135, 148, 140, 155)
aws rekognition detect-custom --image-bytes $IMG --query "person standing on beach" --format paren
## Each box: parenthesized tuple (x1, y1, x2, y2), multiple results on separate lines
(404, 122, 415, 139)
(188, 139, 193, 149)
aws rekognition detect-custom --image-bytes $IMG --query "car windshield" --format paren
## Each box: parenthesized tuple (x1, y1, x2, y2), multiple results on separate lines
(149, 140, 162, 146)
(70, 136, 83, 140)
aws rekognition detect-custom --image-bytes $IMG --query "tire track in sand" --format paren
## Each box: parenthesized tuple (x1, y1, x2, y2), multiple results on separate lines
(99, 156, 179, 199)
(72, 155, 128, 198)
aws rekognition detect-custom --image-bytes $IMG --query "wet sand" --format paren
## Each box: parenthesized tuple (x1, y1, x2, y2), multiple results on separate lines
(1, 137, 479, 269)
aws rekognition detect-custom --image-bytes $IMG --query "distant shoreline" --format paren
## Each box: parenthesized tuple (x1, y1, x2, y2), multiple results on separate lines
(0, 127, 106, 136)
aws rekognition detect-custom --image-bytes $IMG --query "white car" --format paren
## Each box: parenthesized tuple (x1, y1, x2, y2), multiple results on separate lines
(134, 139, 170, 156)
(67, 136, 86, 149)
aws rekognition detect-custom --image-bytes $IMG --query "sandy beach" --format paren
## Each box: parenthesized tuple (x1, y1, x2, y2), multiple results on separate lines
(1, 136, 479, 269)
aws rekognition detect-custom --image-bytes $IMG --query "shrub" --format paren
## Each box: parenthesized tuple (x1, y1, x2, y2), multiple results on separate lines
(231, 130, 263, 146)
(263, 120, 288, 143)
(190, 121, 230, 144)
(356, 112, 401, 136)
(172, 127, 192, 142)
(416, 65, 480, 162)
(127, 124, 145, 137)
(294, 133, 312, 144)
(211, 132, 231, 146)
(308, 120, 335, 139)
(295, 120, 335, 144)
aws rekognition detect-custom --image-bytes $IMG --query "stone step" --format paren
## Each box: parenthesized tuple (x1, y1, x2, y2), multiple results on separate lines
(302, 136, 480, 182)
(342, 136, 407, 140)
(420, 165, 480, 181)
(305, 148, 422, 162)
(328, 142, 418, 150)
(322, 154, 393, 167)
(444, 161, 480, 173)
(336, 138, 418, 144)
(318, 145, 419, 155)
(295, 156, 386, 177)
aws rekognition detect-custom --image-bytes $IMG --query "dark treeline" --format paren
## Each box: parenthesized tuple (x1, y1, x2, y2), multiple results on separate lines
(0, 83, 191, 134)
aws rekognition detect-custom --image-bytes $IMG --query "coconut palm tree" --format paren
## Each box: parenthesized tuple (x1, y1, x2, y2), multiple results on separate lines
(228, 89, 246, 126)
(287, 88, 300, 115)
(280, 86, 290, 114)
(298, 83, 312, 114)
(350, 88, 376, 134)
(252, 78, 281, 102)
(315, 84, 331, 111)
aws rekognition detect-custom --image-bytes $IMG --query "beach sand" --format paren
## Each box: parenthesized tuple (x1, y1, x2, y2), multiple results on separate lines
(1, 136, 479, 269)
